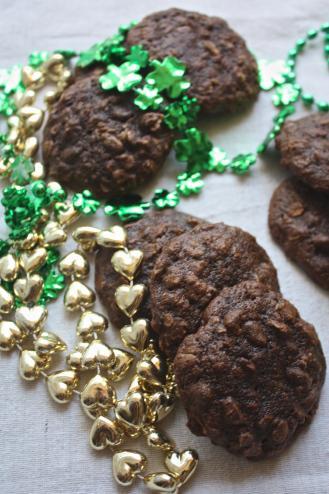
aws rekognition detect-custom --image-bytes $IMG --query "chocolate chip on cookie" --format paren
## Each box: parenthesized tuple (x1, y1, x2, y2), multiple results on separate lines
(174, 281, 326, 459)
(269, 177, 329, 290)
(150, 223, 279, 357)
(43, 69, 173, 199)
(276, 113, 329, 193)
(95, 210, 206, 328)
(126, 8, 259, 115)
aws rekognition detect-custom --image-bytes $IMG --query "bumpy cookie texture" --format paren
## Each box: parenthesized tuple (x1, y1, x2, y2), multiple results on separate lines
(174, 281, 326, 459)
(150, 223, 279, 357)
(126, 8, 259, 115)
(95, 210, 205, 328)
(43, 69, 173, 199)
(276, 113, 329, 192)
(269, 177, 329, 290)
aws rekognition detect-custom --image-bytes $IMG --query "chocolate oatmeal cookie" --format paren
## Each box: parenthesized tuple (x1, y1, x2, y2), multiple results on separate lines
(43, 69, 173, 199)
(150, 223, 279, 357)
(269, 177, 329, 290)
(276, 113, 329, 192)
(174, 281, 326, 459)
(95, 210, 206, 328)
(125, 8, 259, 115)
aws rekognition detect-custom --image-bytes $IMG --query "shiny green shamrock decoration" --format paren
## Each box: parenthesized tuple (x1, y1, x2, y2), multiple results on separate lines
(205, 146, 230, 173)
(134, 85, 163, 110)
(77, 32, 126, 68)
(0, 240, 10, 257)
(164, 96, 200, 130)
(176, 172, 204, 196)
(174, 127, 212, 171)
(272, 83, 301, 107)
(28, 51, 49, 68)
(39, 268, 65, 305)
(258, 59, 292, 91)
(127, 45, 149, 68)
(230, 153, 256, 175)
(72, 190, 100, 215)
(100, 62, 142, 92)
(152, 189, 180, 209)
(104, 197, 150, 222)
(9, 155, 34, 185)
(146, 56, 190, 98)
(0, 65, 23, 94)
(0, 93, 16, 117)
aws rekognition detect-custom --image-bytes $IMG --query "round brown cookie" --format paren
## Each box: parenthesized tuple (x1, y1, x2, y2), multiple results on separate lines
(150, 223, 279, 357)
(276, 113, 329, 192)
(125, 8, 259, 115)
(95, 210, 206, 328)
(269, 177, 329, 290)
(43, 69, 173, 199)
(174, 281, 326, 459)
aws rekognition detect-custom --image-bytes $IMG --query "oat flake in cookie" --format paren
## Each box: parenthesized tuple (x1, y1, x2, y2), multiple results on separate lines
(125, 8, 260, 115)
(150, 223, 279, 357)
(269, 177, 329, 290)
(43, 69, 173, 199)
(95, 210, 206, 328)
(276, 113, 329, 193)
(174, 281, 326, 460)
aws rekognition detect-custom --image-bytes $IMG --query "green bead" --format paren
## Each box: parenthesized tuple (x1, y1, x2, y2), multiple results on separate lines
(307, 29, 318, 39)
(316, 101, 329, 112)
(295, 38, 306, 51)
(72, 190, 100, 215)
(99, 61, 142, 92)
(288, 48, 298, 59)
(146, 56, 190, 98)
(176, 172, 204, 196)
(301, 93, 314, 106)
(152, 189, 180, 209)
(321, 23, 329, 33)
(324, 45, 329, 55)
(32, 180, 47, 197)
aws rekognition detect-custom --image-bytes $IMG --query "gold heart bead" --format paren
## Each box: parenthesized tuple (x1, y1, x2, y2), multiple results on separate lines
(137, 357, 167, 388)
(120, 319, 149, 352)
(111, 249, 143, 281)
(115, 391, 146, 430)
(143, 472, 178, 493)
(0, 321, 25, 351)
(90, 416, 123, 450)
(14, 274, 44, 303)
(97, 226, 127, 249)
(113, 450, 147, 486)
(43, 221, 67, 246)
(73, 226, 101, 244)
(19, 350, 51, 381)
(108, 348, 134, 382)
(0, 286, 14, 314)
(127, 375, 143, 395)
(15, 305, 47, 333)
(20, 247, 47, 273)
(77, 311, 108, 340)
(23, 136, 38, 158)
(34, 331, 67, 356)
(0, 254, 19, 282)
(47, 370, 79, 404)
(31, 162, 45, 181)
(66, 342, 89, 370)
(165, 449, 199, 485)
(59, 251, 89, 279)
(56, 203, 80, 227)
(115, 284, 145, 318)
(64, 281, 95, 311)
(81, 375, 116, 419)
(146, 427, 174, 452)
(81, 340, 115, 369)
(148, 392, 176, 423)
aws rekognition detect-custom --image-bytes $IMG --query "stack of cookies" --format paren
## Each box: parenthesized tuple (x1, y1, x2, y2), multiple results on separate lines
(269, 113, 329, 290)
(95, 210, 326, 460)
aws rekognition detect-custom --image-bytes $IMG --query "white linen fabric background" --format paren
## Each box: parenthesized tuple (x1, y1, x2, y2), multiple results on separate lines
(0, 1, 328, 493)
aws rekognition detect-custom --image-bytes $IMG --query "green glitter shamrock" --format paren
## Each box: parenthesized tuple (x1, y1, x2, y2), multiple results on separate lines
(0, 65, 22, 94)
(176, 172, 204, 196)
(9, 155, 34, 185)
(72, 190, 100, 215)
(174, 127, 213, 171)
(39, 268, 66, 305)
(0, 240, 10, 257)
(258, 59, 292, 91)
(146, 56, 190, 98)
(205, 146, 230, 173)
(28, 51, 49, 68)
(126, 45, 149, 68)
(230, 153, 256, 175)
(152, 189, 180, 209)
(100, 62, 142, 92)
(134, 85, 164, 110)
(164, 96, 200, 130)
(104, 195, 150, 222)
(0, 93, 16, 117)
(77, 31, 126, 68)
(272, 83, 301, 107)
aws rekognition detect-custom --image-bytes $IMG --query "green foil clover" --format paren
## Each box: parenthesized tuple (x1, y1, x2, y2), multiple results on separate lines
(134, 85, 163, 110)
(77, 32, 126, 68)
(230, 153, 256, 175)
(0, 93, 16, 117)
(164, 96, 200, 130)
(28, 51, 49, 68)
(272, 83, 301, 107)
(174, 127, 213, 171)
(100, 62, 142, 92)
(72, 190, 100, 215)
(0, 65, 23, 94)
(146, 56, 190, 98)
(205, 146, 230, 173)
(9, 155, 34, 185)
(152, 189, 180, 209)
(0, 240, 10, 257)
(126, 45, 149, 68)
(104, 196, 150, 222)
(176, 172, 204, 196)
(258, 59, 292, 91)
(39, 268, 66, 305)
